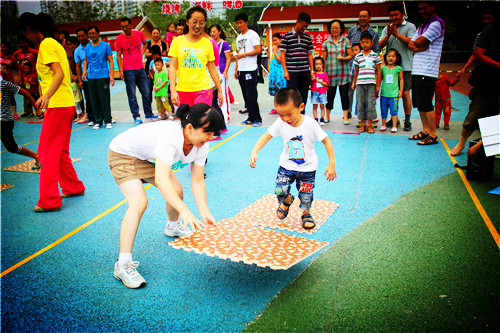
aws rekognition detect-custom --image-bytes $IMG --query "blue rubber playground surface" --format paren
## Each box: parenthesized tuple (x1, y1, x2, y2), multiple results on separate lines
(0, 80, 479, 331)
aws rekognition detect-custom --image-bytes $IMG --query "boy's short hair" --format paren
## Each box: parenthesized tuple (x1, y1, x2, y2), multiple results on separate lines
(297, 12, 311, 24)
(275, 87, 302, 108)
(150, 45, 161, 56)
(153, 57, 163, 64)
(360, 31, 373, 41)
(235, 13, 248, 22)
(120, 17, 132, 24)
(351, 43, 361, 49)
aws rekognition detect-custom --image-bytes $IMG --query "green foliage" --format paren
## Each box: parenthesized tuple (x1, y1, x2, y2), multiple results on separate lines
(46, 0, 119, 24)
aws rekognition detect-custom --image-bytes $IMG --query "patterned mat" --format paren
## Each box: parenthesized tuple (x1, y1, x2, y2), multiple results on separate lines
(0, 184, 15, 192)
(233, 194, 339, 234)
(3, 158, 81, 173)
(169, 219, 329, 270)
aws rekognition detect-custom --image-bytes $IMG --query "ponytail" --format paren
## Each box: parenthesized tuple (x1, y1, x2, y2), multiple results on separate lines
(175, 103, 224, 133)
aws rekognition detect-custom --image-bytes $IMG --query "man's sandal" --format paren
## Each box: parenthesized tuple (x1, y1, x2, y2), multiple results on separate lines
(277, 194, 294, 220)
(417, 135, 439, 145)
(34, 205, 61, 212)
(301, 214, 316, 229)
(409, 131, 428, 140)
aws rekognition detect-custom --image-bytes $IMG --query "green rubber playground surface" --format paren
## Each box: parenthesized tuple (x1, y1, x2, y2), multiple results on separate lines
(246, 166, 500, 332)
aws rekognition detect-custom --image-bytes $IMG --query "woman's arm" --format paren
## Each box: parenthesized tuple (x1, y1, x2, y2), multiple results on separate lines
(36, 62, 64, 109)
(340, 47, 353, 62)
(207, 61, 223, 106)
(155, 159, 205, 230)
(191, 163, 215, 225)
(223, 50, 231, 80)
(168, 57, 179, 106)
(107, 54, 115, 86)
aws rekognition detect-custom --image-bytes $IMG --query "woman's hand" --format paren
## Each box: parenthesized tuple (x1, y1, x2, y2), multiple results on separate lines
(171, 90, 180, 106)
(218, 90, 223, 106)
(180, 210, 206, 231)
(110, 77, 115, 87)
(200, 212, 216, 226)
(35, 95, 50, 110)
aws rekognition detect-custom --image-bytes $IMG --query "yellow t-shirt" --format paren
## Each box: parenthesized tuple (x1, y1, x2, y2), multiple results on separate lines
(36, 38, 74, 108)
(168, 35, 215, 92)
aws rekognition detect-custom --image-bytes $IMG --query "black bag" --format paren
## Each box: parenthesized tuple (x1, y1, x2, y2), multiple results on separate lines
(466, 139, 495, 181)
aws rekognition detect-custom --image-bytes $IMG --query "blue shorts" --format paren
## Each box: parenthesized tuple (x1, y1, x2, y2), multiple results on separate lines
(275, 166, 316, 211)
(311, 91, 327, 105)
(380, 96, 399, 118)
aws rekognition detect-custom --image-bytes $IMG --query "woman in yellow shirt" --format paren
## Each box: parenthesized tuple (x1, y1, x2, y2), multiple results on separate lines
(168, 6, 223, 107)
(19, 12, 85, 212)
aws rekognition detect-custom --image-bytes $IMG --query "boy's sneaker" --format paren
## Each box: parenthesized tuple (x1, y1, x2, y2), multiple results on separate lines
(380, 126, 387, 132)
(252, 121, 262, 127)
(13, 113, 20, 120)
(113, 261, 146, 289)
(241, 119, 252, 125)
(164, 221, 192, 237)
(145, 115, 158, 120)
(106, 123, 113, 129)
(391, 127, 398, 133)
(319, 118, 325, 126)
(134, 117, 143, 124)
(404, 120, 412, 131)
(92, 124, 100, 130)
(88, 121, 95, 126)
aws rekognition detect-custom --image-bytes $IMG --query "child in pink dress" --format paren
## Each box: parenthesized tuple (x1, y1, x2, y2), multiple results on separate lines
(310, 57, 330, 126)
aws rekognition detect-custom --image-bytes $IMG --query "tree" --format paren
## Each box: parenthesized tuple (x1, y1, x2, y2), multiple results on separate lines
(46, 0, 119, 24)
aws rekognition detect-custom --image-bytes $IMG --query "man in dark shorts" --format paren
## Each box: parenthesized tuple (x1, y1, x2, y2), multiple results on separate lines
(450, 8, 500, 156)
(408, 2, 445, 145)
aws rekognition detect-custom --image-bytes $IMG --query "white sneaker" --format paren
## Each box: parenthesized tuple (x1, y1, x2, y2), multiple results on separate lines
(164, 221, 192, 237)
(113, 261, 146, 289)
(92, 124, 100, 130)
(88, 121, 94, 126)
(106, 123, 113, 129)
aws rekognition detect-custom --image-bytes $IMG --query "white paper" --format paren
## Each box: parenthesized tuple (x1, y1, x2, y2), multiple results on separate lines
(478, 115, 500, 137)
(484, 143, 500, 157)
(482, 134, 500, 146)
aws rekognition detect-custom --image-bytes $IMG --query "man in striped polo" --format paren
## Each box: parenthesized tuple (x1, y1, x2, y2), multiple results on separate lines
(280, 12, 315, 113)
(408, 1, 445, 145)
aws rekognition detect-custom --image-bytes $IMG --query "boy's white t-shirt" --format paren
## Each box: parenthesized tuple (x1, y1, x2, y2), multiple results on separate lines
(109, 121, 208, 170)
(267, 116, 328, 172)
(236, 29, 260, 71)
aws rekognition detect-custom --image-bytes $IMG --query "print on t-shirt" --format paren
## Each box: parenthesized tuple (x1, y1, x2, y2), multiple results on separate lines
(287, 135, 305, 165)
(237, 38, 248, 53)
(183, 48, 203, 69)
(172, 160, 189, 170)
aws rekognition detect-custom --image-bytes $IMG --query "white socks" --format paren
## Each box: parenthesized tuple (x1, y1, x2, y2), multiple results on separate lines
(118, 252, 132, 268)
(167, 220, 180, 227)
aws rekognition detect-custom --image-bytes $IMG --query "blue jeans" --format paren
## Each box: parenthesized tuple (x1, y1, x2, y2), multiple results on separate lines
(123, 69, 152, 119)
(275, 166, 316, 211)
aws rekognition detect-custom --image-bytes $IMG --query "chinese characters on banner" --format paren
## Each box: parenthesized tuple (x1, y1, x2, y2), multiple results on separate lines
(193, 1, 212, 11)
(305, 31, 330, 57)
(161, 2, 181, 14)
(223, 0, 243, 9)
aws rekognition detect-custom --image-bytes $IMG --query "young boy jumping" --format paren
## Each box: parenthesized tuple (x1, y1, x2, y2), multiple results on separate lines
(249, 87, 337, 229)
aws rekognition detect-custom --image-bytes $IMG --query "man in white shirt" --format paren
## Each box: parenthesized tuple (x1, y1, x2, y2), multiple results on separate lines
(234, 12, 262, 126)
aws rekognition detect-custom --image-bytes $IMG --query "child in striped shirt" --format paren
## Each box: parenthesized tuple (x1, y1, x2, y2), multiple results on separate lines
(351, 32, 382, 133)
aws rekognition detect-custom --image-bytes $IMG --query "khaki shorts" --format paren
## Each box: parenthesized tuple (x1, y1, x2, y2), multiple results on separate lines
(108, 149, 155, 185)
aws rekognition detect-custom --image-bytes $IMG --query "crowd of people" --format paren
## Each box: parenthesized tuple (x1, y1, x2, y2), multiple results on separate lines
(1, 2, 499, 288)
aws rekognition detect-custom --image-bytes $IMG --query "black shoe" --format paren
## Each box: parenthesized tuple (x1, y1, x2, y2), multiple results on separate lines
(386, 119, 393, 127)
(238, 109, 248, 114)
(404, 120, 412, 131)
(347, 112, 352, 119)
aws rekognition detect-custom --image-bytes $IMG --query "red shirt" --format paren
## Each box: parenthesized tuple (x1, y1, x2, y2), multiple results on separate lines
(13, 47, 38, 67)
(434, 74, 458, 101)
(21, 70, 39, 94)
(0, 54, 18, 82)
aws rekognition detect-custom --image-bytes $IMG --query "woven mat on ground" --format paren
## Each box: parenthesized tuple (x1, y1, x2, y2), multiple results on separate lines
(0, 184, 15, 192)
(169, 219, 329, 270)
(3, 158, 81, 173)
(233, 194, 339, 234)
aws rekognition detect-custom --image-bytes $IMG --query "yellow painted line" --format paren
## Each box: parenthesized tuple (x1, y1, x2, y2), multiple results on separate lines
(441, 138, 500, 249)
(1, 124, 88, 154)
(1, 126, 251, 278)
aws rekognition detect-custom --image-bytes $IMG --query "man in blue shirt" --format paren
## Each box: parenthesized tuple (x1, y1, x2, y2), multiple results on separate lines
(74, 27, 95, 125)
